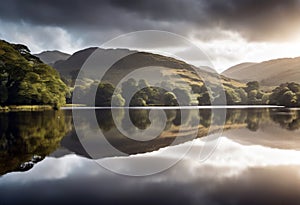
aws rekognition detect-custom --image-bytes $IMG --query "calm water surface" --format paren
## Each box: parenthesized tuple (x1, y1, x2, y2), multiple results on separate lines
(1, 108, 300, 205)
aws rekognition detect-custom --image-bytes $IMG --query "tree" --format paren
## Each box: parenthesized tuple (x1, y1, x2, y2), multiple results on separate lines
(172, 88, 191, 106)
(163, 91, 177, 106)
(247, 90, 260, 105)
(236, 88, 247, 104)
(225, 87, 241, 105)
(282, 90, 297, 107)
(130, 97, 147, 106)
(197, 92, 211, 105)
(0, 40, 69, 108)
(269, 83, 300, 107)
(245, 81, 259, 93)
(288, 82, 300, 93)
(95, 82, 115, 106)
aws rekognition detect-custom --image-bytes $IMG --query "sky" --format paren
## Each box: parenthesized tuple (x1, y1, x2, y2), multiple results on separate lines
(1, 0, 300, 72)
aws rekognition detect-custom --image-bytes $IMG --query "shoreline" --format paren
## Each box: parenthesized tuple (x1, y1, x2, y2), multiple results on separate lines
(0, 105, 53, 112)
(0, 104, 85, 112)
(0, 104, 287, 113)
(61, 105, 285, 110)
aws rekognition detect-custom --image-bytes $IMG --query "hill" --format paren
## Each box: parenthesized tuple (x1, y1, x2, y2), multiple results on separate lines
(222, 57, 300, 86)
(0, 39, 69, 108)
(223, 62, 257, 75)
(51, 47, 244, 88)
(34, 50, 70, 65)
(51, 47, 249, 106)
(52, 47, 163, 82)
(53, 47, 102, 80)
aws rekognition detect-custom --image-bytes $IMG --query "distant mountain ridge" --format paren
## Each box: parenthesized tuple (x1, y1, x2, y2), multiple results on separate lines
(52, 47, 99, 79)
(224, 62, 257, 75)
(50, 47, 244, 89)
(223, 57, 300, 86)
(35, 50, 70, 65)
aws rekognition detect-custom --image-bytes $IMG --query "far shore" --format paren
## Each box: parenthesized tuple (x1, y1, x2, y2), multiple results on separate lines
(0, 104, 286, 113)
(0, 104, 85, 112)
(61, 105, 285, 110)
(0, 105, 53, 112)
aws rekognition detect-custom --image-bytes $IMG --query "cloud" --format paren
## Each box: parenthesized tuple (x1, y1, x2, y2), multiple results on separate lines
(108, 0, 300, 41)
(0, 20, 82, 53)
(0, 0, 300, 43)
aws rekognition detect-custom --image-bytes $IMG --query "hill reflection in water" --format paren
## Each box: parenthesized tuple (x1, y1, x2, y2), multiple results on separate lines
(1, 108, 300, 176)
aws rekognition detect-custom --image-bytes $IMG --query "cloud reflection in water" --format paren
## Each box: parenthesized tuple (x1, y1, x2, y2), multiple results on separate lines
(1, 137, 300, 205)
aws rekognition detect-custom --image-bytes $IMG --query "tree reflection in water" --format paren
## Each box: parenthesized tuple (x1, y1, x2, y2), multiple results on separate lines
(73, 108, 300, 157)
(270, 109, 300, 130)
(0, 111, 72, 175)
(2, 108, 300, 176)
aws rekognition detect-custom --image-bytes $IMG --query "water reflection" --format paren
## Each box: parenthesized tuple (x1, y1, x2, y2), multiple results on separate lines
(224, 109, 300, 150)
(1, 137, 300, 205)
(94, 109, 300, 131)
(270, 109, 300, 130)
(1, 108, 300, 176)
(63, 108, 300, 160)
(0, 111, 72, 175)
(1, 108, 300, 204)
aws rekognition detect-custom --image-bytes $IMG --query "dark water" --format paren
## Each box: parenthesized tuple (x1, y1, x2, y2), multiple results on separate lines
(1, 108, 300, 204)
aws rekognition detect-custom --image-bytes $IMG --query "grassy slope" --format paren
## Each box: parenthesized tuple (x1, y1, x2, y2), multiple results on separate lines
(223, 57, 300, 86)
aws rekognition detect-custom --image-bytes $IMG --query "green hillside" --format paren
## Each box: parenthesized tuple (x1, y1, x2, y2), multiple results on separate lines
(0, 40, 69, 108)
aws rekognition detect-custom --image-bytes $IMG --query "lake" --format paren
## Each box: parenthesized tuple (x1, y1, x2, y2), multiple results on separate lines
(1, 108, 300, 204)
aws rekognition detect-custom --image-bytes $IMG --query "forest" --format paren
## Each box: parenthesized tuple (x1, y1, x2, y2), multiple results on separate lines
(70, 78, 300, 107)
(0, 40, 69, 109)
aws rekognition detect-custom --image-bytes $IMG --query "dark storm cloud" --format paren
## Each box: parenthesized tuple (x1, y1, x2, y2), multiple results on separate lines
(0, 0, 140, 30)
(0, 0, 300, 42)
(110, 0, 300, 41)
